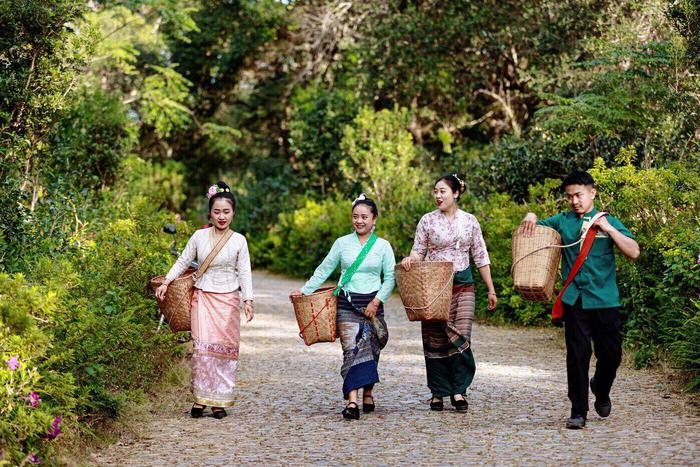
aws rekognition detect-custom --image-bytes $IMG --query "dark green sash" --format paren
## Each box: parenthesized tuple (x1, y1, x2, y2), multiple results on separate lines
(333, 232, 378, 296)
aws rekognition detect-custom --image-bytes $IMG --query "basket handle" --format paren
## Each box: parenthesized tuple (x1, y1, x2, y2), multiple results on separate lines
(298, 296, 334, 338)
(403, 272, 455, 312)
(510, 238, 582, 275)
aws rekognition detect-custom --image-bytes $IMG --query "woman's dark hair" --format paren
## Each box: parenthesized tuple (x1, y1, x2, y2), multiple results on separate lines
(561, 170, 596, 190)
(435, 174, 466, 201)
(208, 180, 236, 212)
(352, 194, 378, 217)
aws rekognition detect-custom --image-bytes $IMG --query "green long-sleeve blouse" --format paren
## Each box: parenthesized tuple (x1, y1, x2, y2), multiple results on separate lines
(300, 232, 396, 303)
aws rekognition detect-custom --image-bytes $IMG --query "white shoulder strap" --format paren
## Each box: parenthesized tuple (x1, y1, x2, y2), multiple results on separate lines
(579, 211, 608, 248)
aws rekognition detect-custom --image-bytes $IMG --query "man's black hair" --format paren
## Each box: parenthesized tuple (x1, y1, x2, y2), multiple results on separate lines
(562, 171, 596, 190)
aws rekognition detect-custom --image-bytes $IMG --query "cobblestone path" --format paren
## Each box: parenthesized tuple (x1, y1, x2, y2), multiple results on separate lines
(93, 272, 700, 465)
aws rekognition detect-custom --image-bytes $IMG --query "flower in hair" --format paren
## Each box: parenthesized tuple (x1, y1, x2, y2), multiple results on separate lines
(352, 193, 367, 206)
(207, 185, 230, 199)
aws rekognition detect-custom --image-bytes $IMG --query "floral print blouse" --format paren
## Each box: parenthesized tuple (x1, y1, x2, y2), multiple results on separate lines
(411, 209, 490, 272)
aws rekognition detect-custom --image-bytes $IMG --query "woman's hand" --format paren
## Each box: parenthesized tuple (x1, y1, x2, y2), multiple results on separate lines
(363, 299, 380, 318)
(243, 300, 254, 322)
(401, 252, 422, 271)
(487, 292, 498, 311)
(155, 283, 168, 301)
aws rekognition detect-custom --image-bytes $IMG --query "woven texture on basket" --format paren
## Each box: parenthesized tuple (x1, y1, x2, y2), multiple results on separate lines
(395, 261, 453, 322)
(290, 287, 338, 346)
(149, 267, 195, 332)
(511, 225, 562, 301)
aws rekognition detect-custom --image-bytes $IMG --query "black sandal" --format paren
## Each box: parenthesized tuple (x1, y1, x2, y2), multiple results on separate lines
(212, 407, 227, 419)
(362, 395, 375, 413)
(191, 404, 206, 418)
(342, 402, 360, 420)
(430, 396, 444, 411)
(450, 394, 469, 413)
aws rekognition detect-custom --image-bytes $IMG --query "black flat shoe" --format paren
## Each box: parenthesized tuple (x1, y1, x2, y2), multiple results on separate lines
(342, 402, 360, 420)
(212, 408, 227, 419)
(429, 397, 444, 411)
(190, 404, 206, 418)
(566, 414, 586, 429)
(590, 378, 612, 418)
(450, 395, 469, 413)
(362, 395, 375, 413)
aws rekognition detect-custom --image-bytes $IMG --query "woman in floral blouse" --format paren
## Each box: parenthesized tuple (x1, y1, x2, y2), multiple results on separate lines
(401, 174, 497, 413)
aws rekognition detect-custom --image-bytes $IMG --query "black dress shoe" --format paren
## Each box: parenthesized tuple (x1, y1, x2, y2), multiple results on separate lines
(362, 395, 375, 413)
(590, 378, 612, 418)
(212, 408, 227, 419)
(342, 402, 360, 420)
(190, 404, 206, 418)
(566, 414, 586, 429)
(450, 395, 469, 413)
(429, 397, 444, 411)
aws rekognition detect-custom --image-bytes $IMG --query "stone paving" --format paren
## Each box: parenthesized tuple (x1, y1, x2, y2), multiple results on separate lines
(93, 272, 700, 466)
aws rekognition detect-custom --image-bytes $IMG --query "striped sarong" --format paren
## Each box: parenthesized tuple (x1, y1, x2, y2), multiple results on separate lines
(421, 284, 476, 397)
(338, 291, 389, 398)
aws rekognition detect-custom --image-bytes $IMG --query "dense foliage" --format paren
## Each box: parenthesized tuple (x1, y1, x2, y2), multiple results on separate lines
(1, 0, 699, 462)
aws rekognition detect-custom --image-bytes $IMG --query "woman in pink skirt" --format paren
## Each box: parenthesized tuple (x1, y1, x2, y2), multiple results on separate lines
(156, 181, 254, 419)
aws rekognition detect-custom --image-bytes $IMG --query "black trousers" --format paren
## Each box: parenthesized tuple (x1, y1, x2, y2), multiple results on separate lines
(563, 298, 623, 417)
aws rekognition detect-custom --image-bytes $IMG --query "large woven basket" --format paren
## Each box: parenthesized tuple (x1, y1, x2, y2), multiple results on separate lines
(149, 268, 195, 332)
(395, 261, 453, 322)
(511, 225, 562, 301)
(291, 287, 338, 346)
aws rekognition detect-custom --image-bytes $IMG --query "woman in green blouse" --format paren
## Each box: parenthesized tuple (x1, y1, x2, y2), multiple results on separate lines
(291, 194, 396, 420)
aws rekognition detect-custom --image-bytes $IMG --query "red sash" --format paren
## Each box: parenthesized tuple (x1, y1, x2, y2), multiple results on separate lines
(551, 215, 606, 326)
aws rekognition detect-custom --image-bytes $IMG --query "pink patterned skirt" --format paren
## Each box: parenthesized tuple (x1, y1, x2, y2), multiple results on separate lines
(190, 289, 240, 407)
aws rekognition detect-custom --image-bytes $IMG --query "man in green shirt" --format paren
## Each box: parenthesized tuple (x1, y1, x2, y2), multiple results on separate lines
(520, 171, 640, 429)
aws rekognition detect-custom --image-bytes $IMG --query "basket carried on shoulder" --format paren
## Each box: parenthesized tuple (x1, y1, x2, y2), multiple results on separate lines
(395, 261, 453, 322)
(291, 287, 338, 346)
(149, 267, 196, 332)
(511, 225, 562, 301)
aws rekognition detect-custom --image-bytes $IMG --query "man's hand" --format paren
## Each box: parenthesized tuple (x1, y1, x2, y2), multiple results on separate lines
(593, 215, 613, 233)
(519, 213, 538, 237)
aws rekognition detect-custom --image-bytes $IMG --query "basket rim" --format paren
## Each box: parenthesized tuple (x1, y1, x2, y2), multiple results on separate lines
(394, 260, 453, 270)
(290, 286, 336, 304)
(511, 224, 561, 237)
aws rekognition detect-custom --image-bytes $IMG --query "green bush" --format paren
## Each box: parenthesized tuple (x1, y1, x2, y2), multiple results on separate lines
(0, 274, 76, 464)
(263, 197, 351, 277)
(48, 88, 138, 191)
(0, 156, 189, 463)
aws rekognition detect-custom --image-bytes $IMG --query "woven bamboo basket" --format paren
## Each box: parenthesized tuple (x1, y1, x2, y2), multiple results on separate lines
(395, 261, 453, 322)
(149, 267, 196, 332)
(291, 287, 338, 346)
(511, 225, 562, 301)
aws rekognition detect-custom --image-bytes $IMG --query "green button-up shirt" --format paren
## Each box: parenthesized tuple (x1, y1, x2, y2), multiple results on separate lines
(300, 232, 396, 303)
(537, 207, 634, 309)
